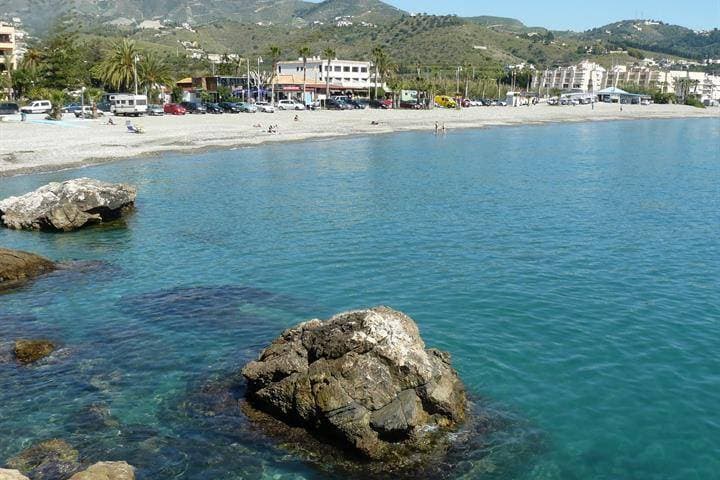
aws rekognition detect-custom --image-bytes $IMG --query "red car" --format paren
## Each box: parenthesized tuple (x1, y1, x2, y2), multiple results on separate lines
(163, 103, 187, 115)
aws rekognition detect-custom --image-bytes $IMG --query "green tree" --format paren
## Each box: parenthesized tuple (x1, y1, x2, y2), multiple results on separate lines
(323, 47, 336, 106)
(371, 46, 392, 99)
(39, 24, 90, 89)
(297, 46, 312, 103)
(94, 38, 141, 92)
(267, 45, 282, 105)
(139, 52, 172, 101)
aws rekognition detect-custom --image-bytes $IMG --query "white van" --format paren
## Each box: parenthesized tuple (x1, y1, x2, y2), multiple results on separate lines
(21, 100, 52, 114)
(107, 94, 148, 116)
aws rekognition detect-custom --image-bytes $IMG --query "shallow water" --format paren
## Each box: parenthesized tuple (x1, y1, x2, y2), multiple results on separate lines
(1, 118, 719, 479)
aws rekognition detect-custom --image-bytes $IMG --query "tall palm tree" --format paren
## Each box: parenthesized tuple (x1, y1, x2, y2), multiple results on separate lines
(322, 47, 336, 106)
(94, 38, 140, 92)
(297, 46, 312, 104)
(139, 52, 172, 101)
(20, 48, 42, 70)
(268, 45, 282, 106)
(371, 46, 388, 99)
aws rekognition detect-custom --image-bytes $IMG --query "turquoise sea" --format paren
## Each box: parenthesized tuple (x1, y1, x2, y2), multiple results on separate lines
(1, 118, 719, 479)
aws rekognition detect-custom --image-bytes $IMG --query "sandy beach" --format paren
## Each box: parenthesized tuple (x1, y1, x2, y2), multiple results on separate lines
(0, 103, 716, 176)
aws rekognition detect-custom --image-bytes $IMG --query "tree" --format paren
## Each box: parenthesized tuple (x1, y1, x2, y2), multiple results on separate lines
(267, 45, 282, 106)
(372, 46, 393, 99)
(39, 24, 90, 89)
(323, 47, 336, 106)
(1, 52, 14, 100)
(297, 46, 311, 104)
(139, 52, 172, 101)
(94, 38, 141, 92)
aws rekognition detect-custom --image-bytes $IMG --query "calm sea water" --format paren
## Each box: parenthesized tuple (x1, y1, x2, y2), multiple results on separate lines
(1, 118, 719, 480)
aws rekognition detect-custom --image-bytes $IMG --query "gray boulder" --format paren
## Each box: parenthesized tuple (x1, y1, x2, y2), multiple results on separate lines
(0, 248, 55, 290)
(0, 178, 136, 231)
(242, 306, 467, 463)
(0, 469, 30, 480)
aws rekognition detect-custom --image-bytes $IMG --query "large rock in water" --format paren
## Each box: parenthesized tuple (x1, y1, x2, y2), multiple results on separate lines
(13, 339, 56, 365)
(68, 462, 135, 480)
(242, 307, 467, 466)
(0, 248, 55, 290)
(0, 178, 136, 231)
(5, 439, 81, 480)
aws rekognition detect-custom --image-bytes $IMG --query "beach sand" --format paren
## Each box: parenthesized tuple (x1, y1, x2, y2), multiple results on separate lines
(0, 103, 717, 176)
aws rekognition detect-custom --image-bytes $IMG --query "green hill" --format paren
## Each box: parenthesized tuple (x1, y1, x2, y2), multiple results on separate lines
(578, 20, 720, 60)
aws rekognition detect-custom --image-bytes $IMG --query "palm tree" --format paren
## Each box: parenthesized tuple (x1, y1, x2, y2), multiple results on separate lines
(94, 38, 140, 92)
(322, 47, 336, 107)
(20, 48, 42, 70)
(139, 52, 172, 101)
(268, 45, 282, 106)
(297, 46, 312, 104)
(371, 46, 389, 100)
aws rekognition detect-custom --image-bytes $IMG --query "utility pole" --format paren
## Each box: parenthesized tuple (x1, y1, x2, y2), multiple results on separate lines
(133, 55, 139, 95)
(247, 57, 251, 101)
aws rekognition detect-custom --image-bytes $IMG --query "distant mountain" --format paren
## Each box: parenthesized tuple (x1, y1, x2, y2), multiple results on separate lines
(0, 0, 406, 31)
(579, 20, 720, 60)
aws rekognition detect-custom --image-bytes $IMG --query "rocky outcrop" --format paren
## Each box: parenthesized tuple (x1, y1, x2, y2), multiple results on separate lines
(242, 307, 467, 465)
(5, 439, 81, 480)
(0, 178, 137, 232)
(13, 339, 56, 365)
(0, 469, 30, 480)
(69, 462, 135, 480)
(0, 248, 55, 290)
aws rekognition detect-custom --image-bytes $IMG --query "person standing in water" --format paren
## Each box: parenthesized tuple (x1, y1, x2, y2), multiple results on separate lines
(434, 121, 439, 135)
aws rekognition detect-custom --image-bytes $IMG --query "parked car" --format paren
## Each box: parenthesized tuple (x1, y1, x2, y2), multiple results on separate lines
(0, 102, 20, 115)
(277, 99, 304, 111)
(97, 101, 113, 113)
(73, 105, 104, 118)
(21, 100, 52, 114)
(400, 100, 422, 109)
(147, 104, 165, 116)
(219, 102, 241, 113)
(368, 99, 392, 109)
(347, 99, 370, 109)
(163, 103, 187, 115)
(204, 103, 224, 114)
(180, 101, 207, 114)
(326, 98, 352, 110)
(62, 103, 81, 113)
(237, 102, 258, 113)
(434, 95, 457, 109)
(255, 102, 275, 113)
(641, 99, 651, 106)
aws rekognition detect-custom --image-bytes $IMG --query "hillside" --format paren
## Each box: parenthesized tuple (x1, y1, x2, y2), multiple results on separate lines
(0, 0, 406, 31)
(578, 20, 720, 60)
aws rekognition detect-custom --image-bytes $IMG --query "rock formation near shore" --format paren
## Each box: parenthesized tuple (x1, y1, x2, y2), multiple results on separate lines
(69, 461, 135, 480)
(5, 439, 81, 480)
(0, 178, 136, 232)
(0, 248, 55, 290)
(13, 339, 56, 365)
(242, 306, 467, 466)
(0, 469, 30, 480)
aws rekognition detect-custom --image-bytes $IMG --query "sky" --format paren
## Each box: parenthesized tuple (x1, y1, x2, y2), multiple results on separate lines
(369, 0, 720, 31)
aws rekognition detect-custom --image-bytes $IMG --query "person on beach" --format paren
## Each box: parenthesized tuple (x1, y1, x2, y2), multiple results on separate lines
(294, 115, 300, 122)
(441, 123, 447, 134)
(434, 121, 439, 135)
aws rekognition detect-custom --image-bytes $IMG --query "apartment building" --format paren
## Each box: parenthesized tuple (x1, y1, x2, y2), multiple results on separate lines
(0, 23, 16, 73)
(533, 60, 606, 93)
(277, 57, 379, 92)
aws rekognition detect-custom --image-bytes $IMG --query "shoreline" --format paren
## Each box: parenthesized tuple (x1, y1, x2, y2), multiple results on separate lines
(1, 103, 717, 178)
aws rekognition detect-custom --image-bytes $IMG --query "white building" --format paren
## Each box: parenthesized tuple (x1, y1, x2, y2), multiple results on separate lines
(277, 57, 378, 92)
(0, 23, 16, 72)
(533, 60, 606, 93)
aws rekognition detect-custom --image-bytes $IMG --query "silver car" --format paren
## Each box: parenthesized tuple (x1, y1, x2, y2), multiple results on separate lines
(256, 102, 275, 113)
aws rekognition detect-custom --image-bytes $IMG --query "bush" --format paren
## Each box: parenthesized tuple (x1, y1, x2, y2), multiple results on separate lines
(684, 96, 706, 108)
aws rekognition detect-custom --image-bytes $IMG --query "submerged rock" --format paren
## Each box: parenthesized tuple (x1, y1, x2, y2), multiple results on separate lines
(0, 178, 137, 232)
(5, 439, 81, 479)
(242, 307, 467, 470)
(69, 461, 135, 480)
(13, 339, 56, 365)
(0, 469, 30, 480)
(0, 248, 55, 290)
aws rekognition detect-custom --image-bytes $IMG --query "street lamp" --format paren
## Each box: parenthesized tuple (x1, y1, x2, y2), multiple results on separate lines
(133, 55, 140, 95)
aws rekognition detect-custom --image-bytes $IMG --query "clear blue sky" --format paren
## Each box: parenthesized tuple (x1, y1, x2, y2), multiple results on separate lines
(357, 0, 720, 31)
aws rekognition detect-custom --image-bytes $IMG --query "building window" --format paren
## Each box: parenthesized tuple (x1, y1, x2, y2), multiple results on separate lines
(343, 66, 350, 72)
(334, 66, 341, 72)
(352, 67, 359, 72)
(361, 67, 367, 73)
